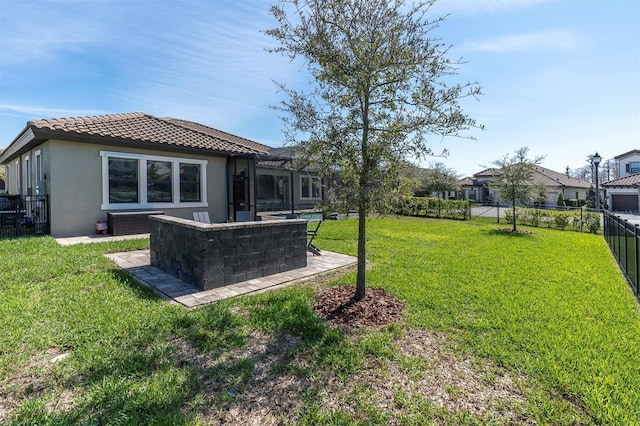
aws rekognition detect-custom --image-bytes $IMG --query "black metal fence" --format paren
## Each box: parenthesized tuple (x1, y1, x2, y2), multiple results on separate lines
(603, 212, 639, 299)
(0, 195, 49, 239)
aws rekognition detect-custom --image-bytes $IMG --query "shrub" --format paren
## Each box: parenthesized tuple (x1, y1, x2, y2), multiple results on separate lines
(557, 193, 565, 207)
(583, 212, 601, 234)
(397, 197, 470, 220)
(554, 213, 569, 230)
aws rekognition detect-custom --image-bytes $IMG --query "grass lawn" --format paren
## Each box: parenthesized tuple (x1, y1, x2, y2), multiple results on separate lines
(1, 217, 639, 425)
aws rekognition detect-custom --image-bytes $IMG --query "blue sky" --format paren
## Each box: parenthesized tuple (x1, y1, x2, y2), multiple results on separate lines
(1, 0, 638, 177)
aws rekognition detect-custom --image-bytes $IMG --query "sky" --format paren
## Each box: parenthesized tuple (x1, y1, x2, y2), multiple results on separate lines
(0, 0, 638, 178)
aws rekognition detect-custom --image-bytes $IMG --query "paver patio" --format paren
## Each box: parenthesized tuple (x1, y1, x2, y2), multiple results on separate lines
(105, 249, 357, 308)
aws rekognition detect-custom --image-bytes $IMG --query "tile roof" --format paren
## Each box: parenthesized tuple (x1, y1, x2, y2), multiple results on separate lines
(457, 176, 474, 186)
(602, 173, 640, 188)
(468, 165, 592, 188)
(25, 112, 271, 155)
(530, 165, 592, 188)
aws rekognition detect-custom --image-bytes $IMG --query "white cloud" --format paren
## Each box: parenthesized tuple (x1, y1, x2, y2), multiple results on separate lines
(461, 30, 586, 52)
(0, 104, 109, 120)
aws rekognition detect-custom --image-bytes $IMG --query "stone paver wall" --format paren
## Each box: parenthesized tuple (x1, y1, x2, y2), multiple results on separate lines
(150, 215, 307, 290)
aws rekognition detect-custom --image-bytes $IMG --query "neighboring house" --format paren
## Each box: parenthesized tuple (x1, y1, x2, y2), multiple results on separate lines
(602, 173, 640, 212)
(614, 149, 640, 178)
(458, 168, 500, 203)
(0, 113, 326, 237)
(459, 165, 593, 206)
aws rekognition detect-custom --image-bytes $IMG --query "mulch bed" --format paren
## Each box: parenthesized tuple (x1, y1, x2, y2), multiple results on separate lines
(313, 286, 404, 328)
(497, 228, 535, 235)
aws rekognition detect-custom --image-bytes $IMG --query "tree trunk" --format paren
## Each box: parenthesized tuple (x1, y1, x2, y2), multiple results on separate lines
(354, 206, 367, 301)
(512, 200, 517, 232)
(354, 88, 370, 302)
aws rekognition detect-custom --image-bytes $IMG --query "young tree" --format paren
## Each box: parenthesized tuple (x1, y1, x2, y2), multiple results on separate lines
(490, 147, 544, 232)
(266, 0, 482, 301)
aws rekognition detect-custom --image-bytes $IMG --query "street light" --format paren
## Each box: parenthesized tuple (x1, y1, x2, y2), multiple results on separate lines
(592, 152, 602, 211)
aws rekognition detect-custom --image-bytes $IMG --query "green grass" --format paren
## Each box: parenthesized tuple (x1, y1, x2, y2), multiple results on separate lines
(1, 217, 639, 425)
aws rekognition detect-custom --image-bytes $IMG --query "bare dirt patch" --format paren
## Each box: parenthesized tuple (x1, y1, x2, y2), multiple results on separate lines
(0, 348, 79, 423)
(176, 324, 529, 425)
(321, 330, 529, 423)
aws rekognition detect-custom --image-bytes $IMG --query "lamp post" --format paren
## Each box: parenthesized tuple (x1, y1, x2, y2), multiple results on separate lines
(592, 152, 601, 211)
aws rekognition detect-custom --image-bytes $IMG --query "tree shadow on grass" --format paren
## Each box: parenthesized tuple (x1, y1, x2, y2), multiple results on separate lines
(109, 268, 164, 302)
(5, 291, 357, 425)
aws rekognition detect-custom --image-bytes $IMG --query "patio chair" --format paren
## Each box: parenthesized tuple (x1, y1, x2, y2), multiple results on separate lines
(306, 217, 322, 255)
(193, 211, 211, 224)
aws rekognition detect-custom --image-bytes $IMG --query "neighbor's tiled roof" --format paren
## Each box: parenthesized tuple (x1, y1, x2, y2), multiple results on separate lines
(473, 168, 500, 178)
(457, 176, 474, 186)
(25, 112, 271, 155)
(602, 173, 640, 188)
(530, 165, 592, 188)
(469, 165, 592, 188)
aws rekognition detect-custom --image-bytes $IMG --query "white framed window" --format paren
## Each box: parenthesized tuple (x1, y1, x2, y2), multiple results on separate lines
(628, 162, 640, 175)
(24, 156, 31, 191)
(34, 150, 42, 182)
(14, 160, 19, 193)
(300, 175, 322, 200)
(100, 151, 207, 210)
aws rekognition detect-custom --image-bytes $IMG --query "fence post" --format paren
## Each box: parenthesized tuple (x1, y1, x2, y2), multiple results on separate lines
(624, 220, 630, 275)
(636, 224, 639, 297)
(15, 196, 22, 237)
(496, 201, 500, 224)
(617, 216, 622, 262)
(580, 207, 583, 232)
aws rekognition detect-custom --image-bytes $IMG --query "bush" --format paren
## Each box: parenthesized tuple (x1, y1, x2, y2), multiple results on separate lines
(554, 213, 569, 230)
(557, 193, 565, 207)
(583, 212, 601, 234)
(397, 197, 470, 220)
(503, 207, 599, 234)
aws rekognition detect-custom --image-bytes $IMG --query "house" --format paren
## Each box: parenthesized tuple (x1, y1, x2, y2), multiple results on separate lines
(602, 148, 640, 212)
(602, 173, 640, 212)
(614, 149, 640, 178)
(0, 113, 327, 237)
(459, 165, 593, 206)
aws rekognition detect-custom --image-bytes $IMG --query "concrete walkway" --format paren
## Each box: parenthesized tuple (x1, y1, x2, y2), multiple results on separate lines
(105, 249, 357, 308)
(56, 233, 151, 246)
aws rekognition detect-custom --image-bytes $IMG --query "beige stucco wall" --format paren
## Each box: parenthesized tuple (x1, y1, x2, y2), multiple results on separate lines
(47, 140, 228, 237)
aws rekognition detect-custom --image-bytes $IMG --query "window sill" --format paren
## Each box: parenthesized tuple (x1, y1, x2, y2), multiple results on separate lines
(101, 202, 208, 211)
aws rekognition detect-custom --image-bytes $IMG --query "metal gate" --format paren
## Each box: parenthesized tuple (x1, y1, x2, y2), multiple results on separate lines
(0, 195, 50, 239)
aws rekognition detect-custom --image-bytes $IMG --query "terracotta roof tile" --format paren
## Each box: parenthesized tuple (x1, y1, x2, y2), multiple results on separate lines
(470, 165, 592, 188)
(602, 173, 640, 188)
(27, 112, 271, 155)
(531, 165, 592, 188)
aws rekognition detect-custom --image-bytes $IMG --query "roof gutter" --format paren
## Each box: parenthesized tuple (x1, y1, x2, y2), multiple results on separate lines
(0, 127, 36, 164)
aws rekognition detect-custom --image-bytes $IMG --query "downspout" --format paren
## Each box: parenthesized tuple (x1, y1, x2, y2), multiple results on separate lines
(226, 157, 232, 222)
(251, 154, 257, 220)
(290, 169, 295, 214)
